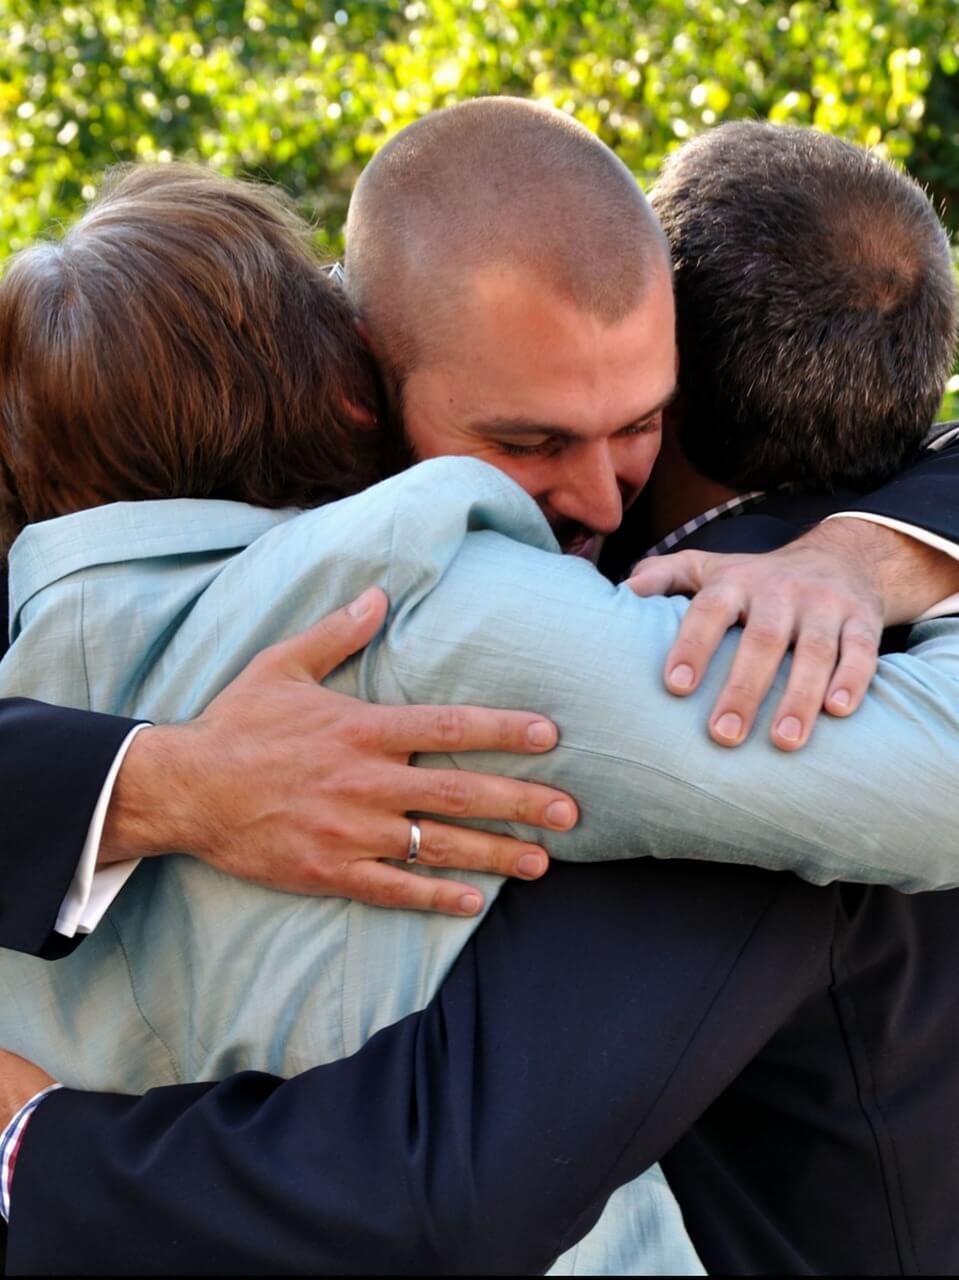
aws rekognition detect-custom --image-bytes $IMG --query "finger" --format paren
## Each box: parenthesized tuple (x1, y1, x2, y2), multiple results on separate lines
(407, 818, 550, 880)
(663, 584, 744, 698)
(769, 616, 844, 751)
(365, 703, 561, 757)
(626, 550, 705, 598)
(824, 615, 882, 718)
(342, 860, 488, 917)
(708, 606, 795, 746)
(265, 587, 390, 682)
(391, 765, 577, 830)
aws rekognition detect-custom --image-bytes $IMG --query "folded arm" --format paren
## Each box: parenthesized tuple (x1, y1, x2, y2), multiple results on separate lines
(366, 467, 959, 891)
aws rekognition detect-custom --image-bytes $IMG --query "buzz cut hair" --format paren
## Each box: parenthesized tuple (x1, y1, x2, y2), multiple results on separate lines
(344, 96, 670, 380)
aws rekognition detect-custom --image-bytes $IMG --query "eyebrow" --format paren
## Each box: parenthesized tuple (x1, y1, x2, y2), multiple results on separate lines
(468, 384, 679, 440)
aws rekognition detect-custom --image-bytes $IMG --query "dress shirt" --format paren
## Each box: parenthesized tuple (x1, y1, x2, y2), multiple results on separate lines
(55, 725, 146, 938)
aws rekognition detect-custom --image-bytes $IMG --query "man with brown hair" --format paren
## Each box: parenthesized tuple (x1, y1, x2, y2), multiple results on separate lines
(3, 107, 959, 1278)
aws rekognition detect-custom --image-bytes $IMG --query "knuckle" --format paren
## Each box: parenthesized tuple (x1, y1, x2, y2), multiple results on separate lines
(724, 676, 760, 699)
(342, 712, 383, 752)
(432, 707, 468, 750)
(744, 621, 788, 649)
(796, 631, 837, 660)
(690, 589, 735, 619)
(428, 773, 472, 815)
(371, 878, 413, 910)
(419, 828, 454, 867)
(494, 714, 519, 751)
(782, 683, 818, 708)
(843, 627, 882, 653)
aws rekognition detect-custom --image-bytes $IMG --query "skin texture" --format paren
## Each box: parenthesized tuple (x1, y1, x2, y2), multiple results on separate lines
(630, 519, 959, 750)
(628, 418, 959, 748)
(396, 259, 959, 749)
(101, 589, 577, 914)
(401, 261, 677, 548)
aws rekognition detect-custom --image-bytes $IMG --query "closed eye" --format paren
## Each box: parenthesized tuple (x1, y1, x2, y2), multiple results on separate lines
(498, 436, 569, 459)
(615, 414, 662, 439)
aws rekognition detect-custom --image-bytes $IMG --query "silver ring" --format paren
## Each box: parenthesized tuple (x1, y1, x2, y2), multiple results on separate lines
(406, 821, 422, 864)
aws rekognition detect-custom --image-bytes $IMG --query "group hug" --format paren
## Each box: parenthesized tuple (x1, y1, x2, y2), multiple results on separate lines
(1, 97, 959, 1274)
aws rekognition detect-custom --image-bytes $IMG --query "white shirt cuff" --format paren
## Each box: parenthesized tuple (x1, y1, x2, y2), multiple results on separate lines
(823, 512, 959, 622)
(54, 724, 148, 939)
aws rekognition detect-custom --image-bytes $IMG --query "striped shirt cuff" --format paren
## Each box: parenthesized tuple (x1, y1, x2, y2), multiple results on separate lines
(0, 1084, 62, 1222)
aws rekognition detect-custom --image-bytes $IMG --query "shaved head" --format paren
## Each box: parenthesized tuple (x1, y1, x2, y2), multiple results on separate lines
(343, 97, 677, 547)
(345, 96, 668, 378)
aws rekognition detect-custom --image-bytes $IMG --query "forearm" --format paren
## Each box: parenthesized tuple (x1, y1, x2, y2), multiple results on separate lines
(813, 516, 959, 624)
(98, 723, 203, 864)
(378, 528, 959, 891)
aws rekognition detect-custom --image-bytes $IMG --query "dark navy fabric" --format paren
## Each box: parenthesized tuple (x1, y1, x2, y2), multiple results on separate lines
(10, 858, 836, 1275)
(0, 565, 143, 959)
(650, 504, 959, 1275)
(3, 440, 959, 1273)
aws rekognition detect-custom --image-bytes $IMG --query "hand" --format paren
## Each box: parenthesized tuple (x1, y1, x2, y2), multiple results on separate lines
(0, 1049, 54, 1131)
(627, 522, 888, 751)
(101, 588, 577, 916)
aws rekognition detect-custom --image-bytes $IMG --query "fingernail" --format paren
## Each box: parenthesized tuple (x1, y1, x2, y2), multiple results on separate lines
(669, 663, 695, 691)
(518, 852, 547, 878)
(714, 712, 743, 742)
(777, 715, 803, 743)
(347, 589, 376, 619)
(830, 688, 851, 709)
(546, 799, 576, 829)
(527, 720, 556, 748)
(459, 893, 482, 915)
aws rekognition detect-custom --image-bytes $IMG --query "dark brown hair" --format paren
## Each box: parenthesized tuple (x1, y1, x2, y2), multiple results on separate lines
(0, 164, 392, 550)
(653, 122, 958, 492)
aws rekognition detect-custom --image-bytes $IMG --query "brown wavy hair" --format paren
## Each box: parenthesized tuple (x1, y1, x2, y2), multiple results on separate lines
(0, 164, 394, 551)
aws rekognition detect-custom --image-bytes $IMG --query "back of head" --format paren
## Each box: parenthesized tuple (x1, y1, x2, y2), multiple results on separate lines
(345, 96, 668, 382)
(0, 164, 387, 551)
(653, 121, 958, 492)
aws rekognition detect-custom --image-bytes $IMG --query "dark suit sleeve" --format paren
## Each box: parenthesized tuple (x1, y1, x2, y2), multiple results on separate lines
(838, 436, 959, 544)
(6, 860, 836, 1275)
(0, 699, 143, 958)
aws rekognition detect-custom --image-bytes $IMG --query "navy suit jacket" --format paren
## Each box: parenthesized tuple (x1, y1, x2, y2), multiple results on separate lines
(2, 434, 959, 1274)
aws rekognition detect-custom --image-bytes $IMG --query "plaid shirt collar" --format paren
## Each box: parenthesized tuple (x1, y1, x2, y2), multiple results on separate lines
(642, 490, 770, 558)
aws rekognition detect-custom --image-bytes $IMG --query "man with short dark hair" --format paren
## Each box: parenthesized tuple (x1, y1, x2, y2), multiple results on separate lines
(3, 108, 959, 1278)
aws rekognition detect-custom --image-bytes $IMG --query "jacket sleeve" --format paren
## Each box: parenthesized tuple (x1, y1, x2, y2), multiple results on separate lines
(0, 699, 142, 958)
(836, 431, 959, 544)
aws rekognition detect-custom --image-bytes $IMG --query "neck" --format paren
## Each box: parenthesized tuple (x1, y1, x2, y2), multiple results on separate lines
(641, 425, 741, 545)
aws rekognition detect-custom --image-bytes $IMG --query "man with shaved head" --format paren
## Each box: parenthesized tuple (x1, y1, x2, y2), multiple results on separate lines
(5, 103, 959, 1280)
(347, 98, 676, 549)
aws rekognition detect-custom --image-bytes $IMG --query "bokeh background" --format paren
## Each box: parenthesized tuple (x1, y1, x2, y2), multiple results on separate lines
(3, 0, 959, 411)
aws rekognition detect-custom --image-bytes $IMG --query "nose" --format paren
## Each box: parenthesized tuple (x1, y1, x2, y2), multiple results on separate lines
(550, 442, 624, 535)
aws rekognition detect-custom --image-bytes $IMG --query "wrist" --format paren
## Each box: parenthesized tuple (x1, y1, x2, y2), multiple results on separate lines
(797, 516, 885, 604)
(817, 516, 959, 626)
(99, 722, 211, 861)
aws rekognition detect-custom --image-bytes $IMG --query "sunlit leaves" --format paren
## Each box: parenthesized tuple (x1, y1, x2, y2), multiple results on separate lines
(1, 0, 958, 414)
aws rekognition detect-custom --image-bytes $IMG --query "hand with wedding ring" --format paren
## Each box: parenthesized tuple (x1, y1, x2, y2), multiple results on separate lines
(101, 588, 577, 917)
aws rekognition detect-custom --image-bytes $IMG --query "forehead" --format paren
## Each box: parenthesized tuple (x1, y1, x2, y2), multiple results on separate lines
(408, 261, 677, 438)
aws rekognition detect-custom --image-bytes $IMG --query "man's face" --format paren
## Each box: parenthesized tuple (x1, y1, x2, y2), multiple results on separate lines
(400, 261, 677, 549)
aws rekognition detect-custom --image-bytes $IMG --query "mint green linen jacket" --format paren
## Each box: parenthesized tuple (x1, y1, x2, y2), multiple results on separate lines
(3, 457, 959, 1274)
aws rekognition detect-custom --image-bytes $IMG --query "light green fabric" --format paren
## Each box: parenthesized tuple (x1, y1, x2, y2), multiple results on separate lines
(4, 456, 959, 1274)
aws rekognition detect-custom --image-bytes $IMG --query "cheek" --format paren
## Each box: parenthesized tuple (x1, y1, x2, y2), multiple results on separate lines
(616, 433, 662, 492)
(485, 456, 554, 502)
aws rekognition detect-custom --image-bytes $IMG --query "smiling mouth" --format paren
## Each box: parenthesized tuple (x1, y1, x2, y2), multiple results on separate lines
(553, 522, 596, 556)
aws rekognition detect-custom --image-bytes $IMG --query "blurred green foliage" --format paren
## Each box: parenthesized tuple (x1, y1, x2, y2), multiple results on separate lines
(2, 0, 959, 411)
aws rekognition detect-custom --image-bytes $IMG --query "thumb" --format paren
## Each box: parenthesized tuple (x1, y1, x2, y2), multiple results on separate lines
(271, 587, 390, 683)
(626, 550, 704, 598)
